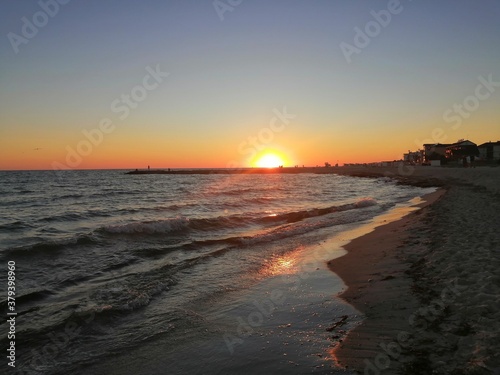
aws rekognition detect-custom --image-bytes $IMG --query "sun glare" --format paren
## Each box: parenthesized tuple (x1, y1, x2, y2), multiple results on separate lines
(254, 153, 285, 168)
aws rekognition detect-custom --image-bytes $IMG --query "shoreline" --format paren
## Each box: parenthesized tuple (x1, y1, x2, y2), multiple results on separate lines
(77, 172, 438, 375)
(328, 188, 446, 373)
(328, 166, 500, 374)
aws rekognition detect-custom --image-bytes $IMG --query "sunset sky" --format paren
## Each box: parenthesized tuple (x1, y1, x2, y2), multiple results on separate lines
(1, 0, 499, 170)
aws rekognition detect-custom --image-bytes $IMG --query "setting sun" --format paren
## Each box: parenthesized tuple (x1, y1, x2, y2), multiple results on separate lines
(254, 153, 285, 168)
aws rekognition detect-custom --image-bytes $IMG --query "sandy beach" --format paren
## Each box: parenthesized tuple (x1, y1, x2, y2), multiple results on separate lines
(329, 166, 500, 374)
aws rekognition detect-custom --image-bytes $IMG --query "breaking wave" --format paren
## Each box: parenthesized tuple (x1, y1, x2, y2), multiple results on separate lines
(99, 198, 378, 235)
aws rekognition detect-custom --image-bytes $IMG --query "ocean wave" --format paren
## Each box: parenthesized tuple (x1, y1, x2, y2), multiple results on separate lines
(242, 196, 278, 205)
(1, 275, 177, 354)
(355, 197, 377, 208)
(241, 202, 378, 247)
(38, 212, 85, 222)
(258, 197, 377, 224)
(0, 220, 33, 231)
(76, 276, 176, 316)
(209, 186, 286, 197)
(18, 189, 34, 194)
(153, 199, 380, 267)
(151, 204, 182, 211)
(90, 190, 143, 198)
(53, 193, 85, 200)
(99, 198, 377, 236)
(146, 198, 379, 265)
(15, 289, 55, 305)
(100, 214, 256, 235)
(3, 234, 98, 256)
(113, 203, 198, 214)
(101, 217, 191, 234)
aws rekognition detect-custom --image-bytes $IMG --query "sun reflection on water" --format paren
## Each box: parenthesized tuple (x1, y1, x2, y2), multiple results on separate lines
(260, 248, 303, 277)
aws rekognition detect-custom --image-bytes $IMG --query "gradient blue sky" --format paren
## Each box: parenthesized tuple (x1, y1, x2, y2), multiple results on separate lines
(1, 0, 499, 169)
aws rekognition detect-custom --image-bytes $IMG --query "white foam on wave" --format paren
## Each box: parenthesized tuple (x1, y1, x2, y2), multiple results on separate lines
(241, 198, 379, 246)
(100, 198, 378, 237)
(354, 197, 377, 208)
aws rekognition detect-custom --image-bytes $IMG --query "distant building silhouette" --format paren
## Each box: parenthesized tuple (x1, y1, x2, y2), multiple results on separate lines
(445, 140, 479, 161)
(478, 141, 500, 161)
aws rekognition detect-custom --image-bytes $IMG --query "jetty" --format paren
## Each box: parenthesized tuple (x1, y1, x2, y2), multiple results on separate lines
(126, 167, 340, 175)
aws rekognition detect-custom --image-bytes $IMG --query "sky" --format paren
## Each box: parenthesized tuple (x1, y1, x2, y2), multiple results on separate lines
(1, 0, 499, 170)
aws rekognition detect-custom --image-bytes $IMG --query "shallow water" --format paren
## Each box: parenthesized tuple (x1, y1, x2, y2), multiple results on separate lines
(0, 170, 435, 374)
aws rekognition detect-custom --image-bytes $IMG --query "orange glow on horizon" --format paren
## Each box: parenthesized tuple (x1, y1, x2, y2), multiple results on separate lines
(252, 151, 288, 168)
(2, 127, 499, 170)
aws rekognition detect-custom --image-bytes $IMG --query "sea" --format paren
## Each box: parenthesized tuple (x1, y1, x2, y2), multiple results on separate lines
(0, 170, 436, 374)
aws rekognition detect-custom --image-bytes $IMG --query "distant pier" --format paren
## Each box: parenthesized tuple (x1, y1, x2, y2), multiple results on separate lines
(126, 167, 341, 175)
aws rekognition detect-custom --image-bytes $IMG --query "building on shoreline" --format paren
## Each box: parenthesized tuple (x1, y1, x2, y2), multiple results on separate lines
(478, 141, 500, 161)
(412, 139, 500, 166)
(403, 150, 424, 164)
(423, 143, 451, 163)
(419, 140, 490, 165)
(445, 140, 479, 161)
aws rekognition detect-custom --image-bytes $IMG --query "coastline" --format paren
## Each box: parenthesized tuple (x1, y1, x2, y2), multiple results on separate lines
(124, 165, 499, 194)
(328, 166, 500, 374)
(33, 166, 498, 374)
(329, 189, 446, 373)
(76, 171, 439, 375)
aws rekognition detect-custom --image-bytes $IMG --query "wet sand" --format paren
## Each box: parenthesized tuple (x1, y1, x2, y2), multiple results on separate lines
(329, 166, 500, 374)
(329, 189, 445, 374)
